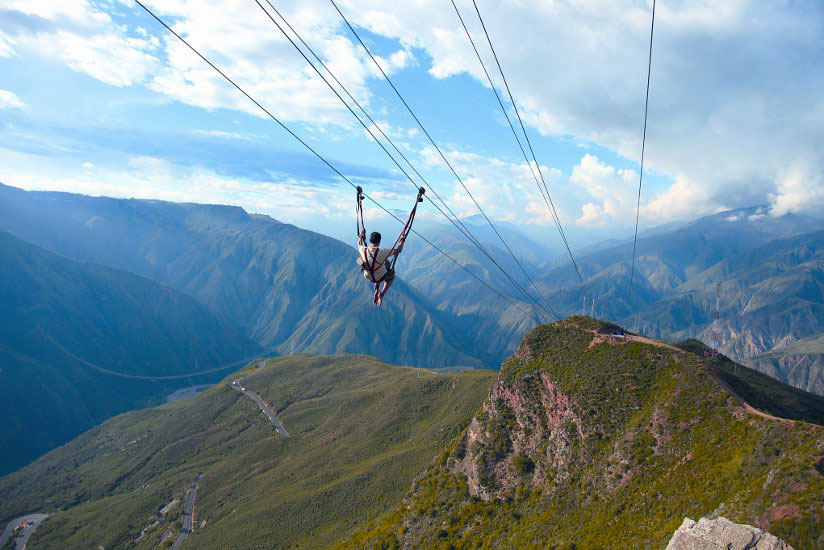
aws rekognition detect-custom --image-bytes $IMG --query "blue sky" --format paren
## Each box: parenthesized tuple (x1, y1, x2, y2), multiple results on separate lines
(1, 0, 822, 249)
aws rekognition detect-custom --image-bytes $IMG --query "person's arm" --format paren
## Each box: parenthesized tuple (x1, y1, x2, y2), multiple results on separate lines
(358, 230, 366, 248)
(390, 236, 405, 256)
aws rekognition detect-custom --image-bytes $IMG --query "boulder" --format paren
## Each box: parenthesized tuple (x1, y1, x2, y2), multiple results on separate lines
(666, 517, 793, 550)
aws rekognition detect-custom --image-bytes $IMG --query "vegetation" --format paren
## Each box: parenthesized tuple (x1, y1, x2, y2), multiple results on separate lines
(0, 228, 260, 475)
(678, 339, 824, 424)
(0, 354, 494, 549)
(342, 318, 823, 549)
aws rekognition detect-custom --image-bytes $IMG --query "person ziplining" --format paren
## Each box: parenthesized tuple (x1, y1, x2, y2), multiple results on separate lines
(356, 185, 424, 306)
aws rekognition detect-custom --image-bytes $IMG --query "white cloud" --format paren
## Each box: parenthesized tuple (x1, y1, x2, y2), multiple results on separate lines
(82, 161, 93, 168)
(0, 0, 409, 125)
(0, 90, 26, 109)
(55, 31, 161, 87)
(418, 146, 566, 226)
(140, 1, 414, 123)
(337, 0, 824, 221)
(570, 154, 636, 227)
(644, 174, 720, 222)
(2, 0, 822, 226)
(0, 0, 162, 87)
(768, 161, 824, 217)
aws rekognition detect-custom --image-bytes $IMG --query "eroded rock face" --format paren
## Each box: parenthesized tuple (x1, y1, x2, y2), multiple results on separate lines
(446, 370, 583, 499)
(666, 517, 793, 550)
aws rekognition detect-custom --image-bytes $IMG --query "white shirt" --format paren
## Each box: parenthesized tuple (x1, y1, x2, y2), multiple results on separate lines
(358, 244, 392, 280)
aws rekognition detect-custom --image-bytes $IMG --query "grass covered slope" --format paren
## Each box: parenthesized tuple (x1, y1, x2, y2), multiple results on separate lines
(0, 355, 494, 549)
(677, 339, 824, 425)
(343, 317, 823, 549)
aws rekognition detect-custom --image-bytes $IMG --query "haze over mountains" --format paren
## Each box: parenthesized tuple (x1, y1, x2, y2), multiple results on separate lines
(1, 181, 822, 476)
(0, 183, 486, 368)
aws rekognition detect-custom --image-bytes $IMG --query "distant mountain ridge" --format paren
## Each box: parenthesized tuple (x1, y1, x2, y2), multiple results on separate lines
(397, 202, 824, 393)
(0, 183, 487, 370)
(0, 229, 261, 474)
(1, 183, 821, 397)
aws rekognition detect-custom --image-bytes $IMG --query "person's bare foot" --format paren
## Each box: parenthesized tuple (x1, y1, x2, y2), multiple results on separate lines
(376, 293, 383, 306)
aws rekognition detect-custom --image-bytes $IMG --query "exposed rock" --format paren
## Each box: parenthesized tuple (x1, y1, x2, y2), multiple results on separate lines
(666, 517, 793, 550)
(447, 370, 582, 499)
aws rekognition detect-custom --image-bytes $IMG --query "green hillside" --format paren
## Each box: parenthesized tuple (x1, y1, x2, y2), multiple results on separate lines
(0, 229, 260, 475)
(344, 318, 823, 549)
(676, 339, 824, 424)
(0, 355, 495, 549)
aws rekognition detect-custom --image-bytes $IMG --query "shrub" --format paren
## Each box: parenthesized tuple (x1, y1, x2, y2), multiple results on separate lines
(512, 455, 534, 476)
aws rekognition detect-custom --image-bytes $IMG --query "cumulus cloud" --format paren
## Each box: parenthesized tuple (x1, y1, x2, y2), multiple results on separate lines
(0, 0, 412, 124)
(0, 89, 26, 109)
(338, 0, 824, 220)
(769, 161, 824, 217)
(570, 154, 637, 226)
(418, 146, 566, 226)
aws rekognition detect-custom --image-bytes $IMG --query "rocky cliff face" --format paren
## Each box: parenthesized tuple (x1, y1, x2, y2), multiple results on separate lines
(342, 318, 824, 549)
(447, 363, 583, 500)
(745, 337, 824, 396)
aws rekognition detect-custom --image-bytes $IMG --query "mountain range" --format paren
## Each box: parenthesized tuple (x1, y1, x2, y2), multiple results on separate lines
(0, 183, 485, 369)
(400, 205, 824, 394)
(0, 181, 822, 477)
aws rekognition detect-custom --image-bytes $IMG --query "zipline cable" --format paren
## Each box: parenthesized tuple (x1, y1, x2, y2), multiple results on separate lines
(133, 0, 544, 324)
(462, 0, 594, 307)
(451, 0, 584, 312)
(255, 0, 557, 320)
(328, 0, 557, 320)
(48, 335, 273, 380)
(258, 0, 487, 260)
(628, 0, 656, 303)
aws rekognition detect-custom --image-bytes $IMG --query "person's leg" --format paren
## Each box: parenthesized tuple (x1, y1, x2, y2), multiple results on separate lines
(376, 270, 395, 306)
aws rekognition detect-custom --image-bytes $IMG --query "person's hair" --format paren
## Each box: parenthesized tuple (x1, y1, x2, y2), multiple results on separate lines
(369, 231, 381, 245)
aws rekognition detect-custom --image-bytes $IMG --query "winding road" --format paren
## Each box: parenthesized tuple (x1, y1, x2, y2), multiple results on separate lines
(0, 514, 48, 550)
(230, 379, 289, 435)
(170, 474, 202, 550)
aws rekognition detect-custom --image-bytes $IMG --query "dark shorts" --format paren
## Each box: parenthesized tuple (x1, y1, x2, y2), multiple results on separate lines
(363, 267, 394, 283)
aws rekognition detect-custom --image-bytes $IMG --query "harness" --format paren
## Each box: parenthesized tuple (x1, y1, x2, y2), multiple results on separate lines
(356, 185, 425, 305)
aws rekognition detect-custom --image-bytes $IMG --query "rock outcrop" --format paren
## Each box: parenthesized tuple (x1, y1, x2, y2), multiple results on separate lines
(446, 370, 582, 499)
(666, 517, 793, 550)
